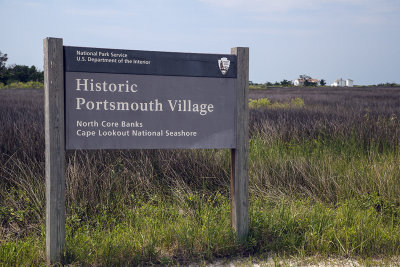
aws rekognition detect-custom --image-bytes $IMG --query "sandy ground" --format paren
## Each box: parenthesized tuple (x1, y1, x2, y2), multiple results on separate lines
(187, 255, 400, 266)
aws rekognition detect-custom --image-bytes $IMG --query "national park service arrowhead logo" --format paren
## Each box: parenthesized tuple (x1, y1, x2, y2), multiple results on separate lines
(218, 57, 230, 75)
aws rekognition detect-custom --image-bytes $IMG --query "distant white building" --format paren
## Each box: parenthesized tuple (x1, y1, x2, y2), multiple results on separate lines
(346, 79, 353, 87)
(331, 78, 345, 87)
(331, 78, 354, 87)
(294, 79, 304, 86)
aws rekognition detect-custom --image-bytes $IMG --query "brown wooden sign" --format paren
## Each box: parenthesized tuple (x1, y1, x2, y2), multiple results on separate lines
(44, 38, 249, 264)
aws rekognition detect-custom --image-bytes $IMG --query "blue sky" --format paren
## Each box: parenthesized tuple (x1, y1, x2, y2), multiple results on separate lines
(1, 0, 399, 85)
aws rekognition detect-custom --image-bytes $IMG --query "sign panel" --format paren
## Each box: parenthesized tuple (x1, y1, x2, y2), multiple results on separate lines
(64, 46, 237, 149)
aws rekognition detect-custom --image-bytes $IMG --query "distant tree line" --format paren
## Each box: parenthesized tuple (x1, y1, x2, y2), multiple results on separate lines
(249, 79, 327, 88)
(249, 79, 294, 88)
(376, 82, 400, 87)
(0, 51, 43, 85)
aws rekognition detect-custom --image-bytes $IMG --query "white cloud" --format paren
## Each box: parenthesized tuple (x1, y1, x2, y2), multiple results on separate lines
(198, 0, 399, 14)
(198, 0, 400, 30)
(198, 0, 316, 12)
(21, 1, 42, 7)
(63, 7, 124, 17)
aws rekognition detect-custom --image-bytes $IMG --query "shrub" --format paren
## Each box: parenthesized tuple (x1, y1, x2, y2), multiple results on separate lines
(290, 97, 305, 108)
(249, 98, 271, 109)
(249, 97, 305, 110)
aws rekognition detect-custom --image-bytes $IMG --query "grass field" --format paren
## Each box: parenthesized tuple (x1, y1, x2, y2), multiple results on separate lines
(1, 87, 400, 265)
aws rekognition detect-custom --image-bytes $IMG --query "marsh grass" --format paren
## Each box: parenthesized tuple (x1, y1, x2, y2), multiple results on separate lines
(1, 87, 400, 265)
(249, 135, 400, 203)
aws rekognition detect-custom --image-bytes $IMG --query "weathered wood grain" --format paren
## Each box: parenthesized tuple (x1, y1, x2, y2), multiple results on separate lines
(230, 47, 249, 240)
(44, 37, 65, 264)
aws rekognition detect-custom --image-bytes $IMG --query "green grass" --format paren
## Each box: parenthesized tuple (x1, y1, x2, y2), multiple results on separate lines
(251, 197, 400, 256)
(0, 235, 44, 266)
(2, 194, 400, 265)
(64, 194, 235, 265)
(249, 84, 268, 90)
(0, 81, 43, 89)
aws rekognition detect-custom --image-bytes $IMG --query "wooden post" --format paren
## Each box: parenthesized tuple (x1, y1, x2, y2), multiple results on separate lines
(230, 47, 249, 239)
(44, 37, 65, 264)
